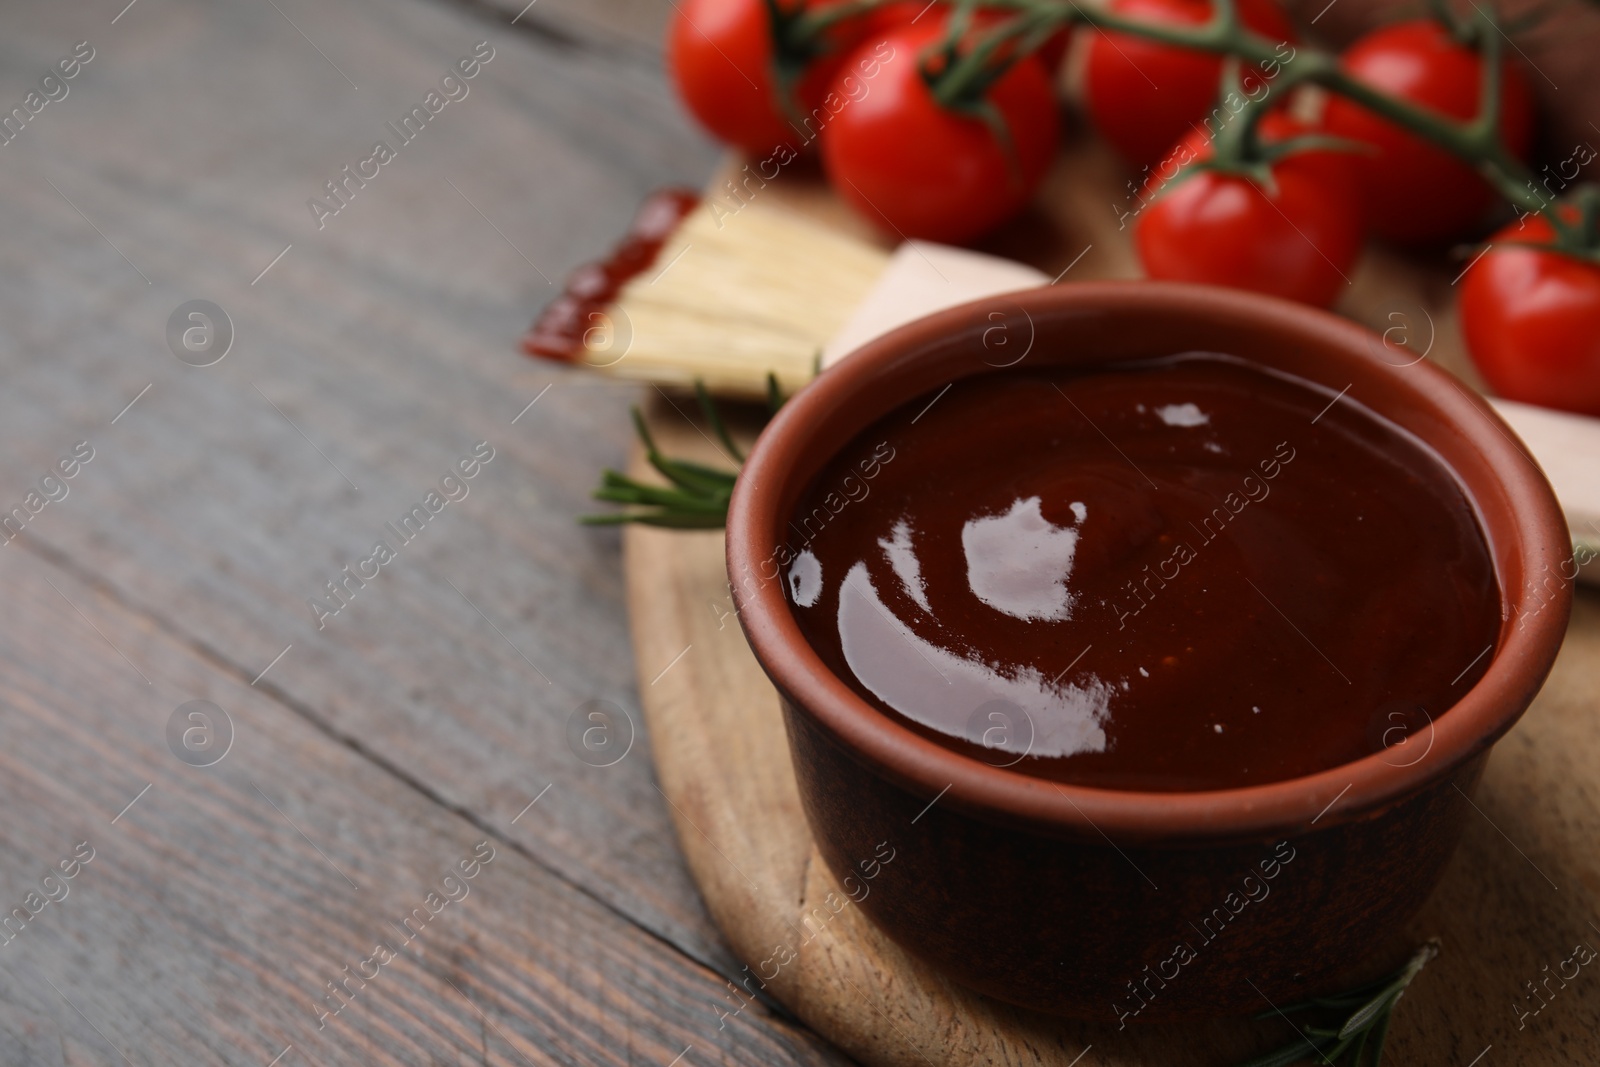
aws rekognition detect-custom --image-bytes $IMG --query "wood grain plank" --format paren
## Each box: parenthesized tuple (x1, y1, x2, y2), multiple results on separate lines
(0, 0, 737, 984)
(453, 0, 673, 58)
(0, 543, 849, 1066)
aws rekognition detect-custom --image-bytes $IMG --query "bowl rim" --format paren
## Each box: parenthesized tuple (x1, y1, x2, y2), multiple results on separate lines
(726, 281, 1573, 842)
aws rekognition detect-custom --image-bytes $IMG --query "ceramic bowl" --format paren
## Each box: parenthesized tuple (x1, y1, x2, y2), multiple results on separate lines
(725, 282, 1572, 1020)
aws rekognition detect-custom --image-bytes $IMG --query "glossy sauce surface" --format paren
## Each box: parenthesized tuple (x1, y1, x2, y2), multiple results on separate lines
(784, 355, 1501, 791)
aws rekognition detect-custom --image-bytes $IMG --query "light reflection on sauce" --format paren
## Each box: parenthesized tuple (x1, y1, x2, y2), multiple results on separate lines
(1156, 402, 1210, 427)
(961, 496, 1084, 622)
(878, 519, 931, 613)
(788, 549, 822, 607)
(782, 354, 1502, 791)
(833, 561, 1113, 759)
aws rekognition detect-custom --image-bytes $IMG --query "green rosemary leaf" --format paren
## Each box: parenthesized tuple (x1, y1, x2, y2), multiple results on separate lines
(630, 405, 661, 457)
(695, 379, 745, 463)
(584, 380, 744, 528)
(1338, 990, 1399, 1042)
(646, 455, 738, 496)
(1271, 969, 1409, 1017)
(1234, 943, 1438, 1067)
(638, 511, 730, 529)
(1351, 1026, 1370, 1067)
(583, 509, 729, 529)
(597, 470, 719, 503)
(599, 469, 645, 488)
(768, 371, 786, 416)
(1368, 1009, 1393, 1067)
(592, 484, 727, 511)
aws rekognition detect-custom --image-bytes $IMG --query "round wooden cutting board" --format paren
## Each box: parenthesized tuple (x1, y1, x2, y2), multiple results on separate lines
(620, 145, 1600, 1066)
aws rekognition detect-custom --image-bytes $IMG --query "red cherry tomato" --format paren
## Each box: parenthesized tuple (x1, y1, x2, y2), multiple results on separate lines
(857, 2, 1075, 73)
(667, 0, 852, 156)
(827, 2, 1071, 68)
(1461, 212, 1600, 416)
(1321, 19, 1534, 246)
(1037, 26, 1073, 72)
(1084, 0, 1298, 169)
(1146, 109, 1357, 191)
(820, 19, 1061, 243)
(1134, 115, 1365, 307)
(821, 0, 924, 40)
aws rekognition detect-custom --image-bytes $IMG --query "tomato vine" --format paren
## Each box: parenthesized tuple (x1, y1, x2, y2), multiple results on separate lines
(779, 0, 1600, 261)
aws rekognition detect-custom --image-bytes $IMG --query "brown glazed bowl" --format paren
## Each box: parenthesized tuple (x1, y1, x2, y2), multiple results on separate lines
(725, 282, 1572, 1022)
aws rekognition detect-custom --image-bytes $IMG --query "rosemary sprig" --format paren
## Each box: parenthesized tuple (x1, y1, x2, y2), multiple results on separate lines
(696, 379, 745, 464)
(1235, 941, 1440, 1067)
(580, 376, 782, 528)
(580, 407, 736, 528)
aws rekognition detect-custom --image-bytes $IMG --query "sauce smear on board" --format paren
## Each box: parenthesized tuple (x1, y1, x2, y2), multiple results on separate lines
(783, 355, 1500, 791)
(521, 188, 698, 362)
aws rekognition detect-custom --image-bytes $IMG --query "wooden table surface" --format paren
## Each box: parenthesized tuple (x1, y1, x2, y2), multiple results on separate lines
(4, 1, 1598, 1065)
(0, 0, 858, 1063)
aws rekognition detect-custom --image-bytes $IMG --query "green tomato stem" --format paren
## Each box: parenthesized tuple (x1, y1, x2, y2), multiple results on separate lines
(978, 0, 1596, 251)
(931, 7, 1050, 108)
(786, 0, 1600, 257)
(1206, 57, 1276, 175)
(791, 0, 897, 38)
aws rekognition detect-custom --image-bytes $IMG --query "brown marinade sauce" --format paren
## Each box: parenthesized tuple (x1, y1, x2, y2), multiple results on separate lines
(784, 354, 1501, 791)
